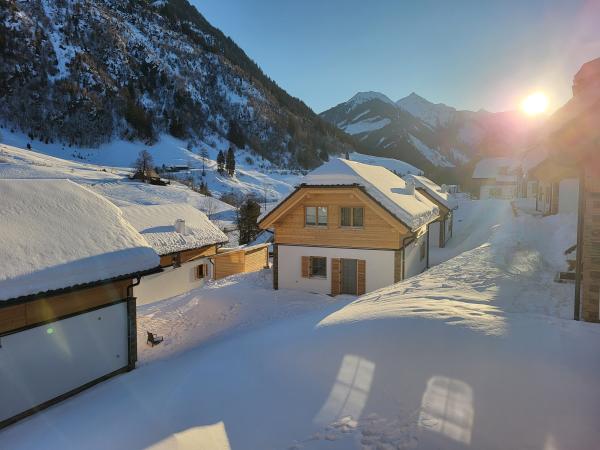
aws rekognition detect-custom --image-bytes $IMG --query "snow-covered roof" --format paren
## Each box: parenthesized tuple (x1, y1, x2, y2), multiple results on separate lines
(121, 203, 228, 255)
(472, 157, 519, 181)
(0, 179, 160, 301)
(302, 158, 439, 230)
(349, 152, 423, 176)
(404, 174, 458, 210)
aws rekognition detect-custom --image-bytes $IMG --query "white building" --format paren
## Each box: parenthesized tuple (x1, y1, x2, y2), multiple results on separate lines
(121, 203, 228, 305)
(0, 179, 159, 428)
(404, 174, 458, 248)
(472, 157, 520, 199)
(259, 159, 439, 296)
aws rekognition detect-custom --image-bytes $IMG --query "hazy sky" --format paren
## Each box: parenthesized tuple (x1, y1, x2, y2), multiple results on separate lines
(194, 0, 600, 114)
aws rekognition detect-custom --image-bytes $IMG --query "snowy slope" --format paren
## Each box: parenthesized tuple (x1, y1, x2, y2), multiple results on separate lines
(0, 131, 302, 205)
(1, 200, 597, 450)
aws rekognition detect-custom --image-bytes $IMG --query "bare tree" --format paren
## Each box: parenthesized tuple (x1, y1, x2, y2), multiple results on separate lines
(134, 149, 154, 182)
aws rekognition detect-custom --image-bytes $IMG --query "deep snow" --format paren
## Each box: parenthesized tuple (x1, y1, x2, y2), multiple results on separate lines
(1, 198, 597, 450)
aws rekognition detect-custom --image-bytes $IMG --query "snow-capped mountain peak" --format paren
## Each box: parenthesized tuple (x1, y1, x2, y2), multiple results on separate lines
(396, 92, 457, 128)
(348, 91, 396, 109)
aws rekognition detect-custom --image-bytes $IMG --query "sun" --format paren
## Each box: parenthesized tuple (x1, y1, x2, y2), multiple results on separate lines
(521, 92, 549, 116)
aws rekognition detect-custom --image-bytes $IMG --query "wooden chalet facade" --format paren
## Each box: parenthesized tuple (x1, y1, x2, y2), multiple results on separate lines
(259, 159, 439, 296)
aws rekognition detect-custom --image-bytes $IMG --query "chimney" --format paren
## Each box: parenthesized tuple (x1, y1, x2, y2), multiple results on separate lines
(406, 180, 415, 195)
(174, 219, 186, 235)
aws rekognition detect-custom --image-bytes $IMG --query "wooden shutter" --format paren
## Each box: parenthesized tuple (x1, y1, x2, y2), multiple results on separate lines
(331, 258, 341, 296)
(301, 256, 310, 278)
(357, 260, 366, 295)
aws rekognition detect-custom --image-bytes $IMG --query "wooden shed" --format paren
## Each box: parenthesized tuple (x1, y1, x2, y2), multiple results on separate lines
(211, 244, 270, 280)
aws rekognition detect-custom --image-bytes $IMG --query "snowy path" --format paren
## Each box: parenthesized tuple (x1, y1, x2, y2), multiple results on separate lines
(2, 200, 598, 450)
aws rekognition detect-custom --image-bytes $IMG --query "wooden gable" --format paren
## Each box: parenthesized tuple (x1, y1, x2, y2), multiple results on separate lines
(261, 186, 411, 250)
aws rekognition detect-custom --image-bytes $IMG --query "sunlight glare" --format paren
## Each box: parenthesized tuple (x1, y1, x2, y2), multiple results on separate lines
(521, 92, 549, 116)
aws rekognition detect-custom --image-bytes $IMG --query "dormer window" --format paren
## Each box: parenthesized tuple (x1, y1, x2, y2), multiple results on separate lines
(305, 206, 328, 226)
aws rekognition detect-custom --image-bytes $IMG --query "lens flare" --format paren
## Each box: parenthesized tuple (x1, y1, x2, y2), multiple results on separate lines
(521, 92, 549, 115)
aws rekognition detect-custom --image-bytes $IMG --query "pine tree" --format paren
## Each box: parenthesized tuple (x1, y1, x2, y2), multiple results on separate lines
(227, 120, 245, 149)
(237, 198, 261, 245)
(216, 150, 225, 174)
(226, 146, 236, 177)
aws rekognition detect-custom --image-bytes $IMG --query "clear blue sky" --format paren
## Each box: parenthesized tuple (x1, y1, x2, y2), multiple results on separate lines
(193, 0, 600, 113)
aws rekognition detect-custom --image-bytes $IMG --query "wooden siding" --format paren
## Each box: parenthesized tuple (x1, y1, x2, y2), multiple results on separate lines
(0, 279, 131, 335)
(159, 245, 218, 267)
(212, 245, 269, 280)
(581, 171, 600, 322)
(270, 187, 410, 250)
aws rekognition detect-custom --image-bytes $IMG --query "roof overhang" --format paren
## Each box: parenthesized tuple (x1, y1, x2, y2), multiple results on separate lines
(0, 265, 163, 307)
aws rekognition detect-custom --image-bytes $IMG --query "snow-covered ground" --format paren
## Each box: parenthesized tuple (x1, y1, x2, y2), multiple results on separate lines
(0, 143, 237, 228)
(2, 197, 598, 450)
(0, 129, 302, 203)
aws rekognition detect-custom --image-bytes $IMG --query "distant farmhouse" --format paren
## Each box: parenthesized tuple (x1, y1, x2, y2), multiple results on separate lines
(121, 203, 228, 305)
(404, 174, 458, 248)
(259, 159, 439, 296)
(527, 153, 579, 215)
(0, 180, 159, 428)
(472, 157, 519, 199)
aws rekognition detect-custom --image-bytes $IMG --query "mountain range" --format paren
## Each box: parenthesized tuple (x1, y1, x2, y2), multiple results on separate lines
(320, 91, 545, 173)
(0, 0, 356, 169)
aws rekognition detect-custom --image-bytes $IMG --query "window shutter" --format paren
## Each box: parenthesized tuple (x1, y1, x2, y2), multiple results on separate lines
(331, 258, 341, 296)
(301, 256, 310, 278)
(357, 260, 366, 295)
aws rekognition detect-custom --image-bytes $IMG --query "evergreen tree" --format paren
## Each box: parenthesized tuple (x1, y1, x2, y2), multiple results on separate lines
(237, 198, 261, 245)
(345, 151, 350, 160)
(226, 146, 236, 177)
(216, 150, 225, 174)
(227, 120, 245, 149)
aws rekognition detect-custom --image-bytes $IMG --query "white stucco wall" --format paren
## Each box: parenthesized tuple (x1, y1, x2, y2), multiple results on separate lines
(0, 302, 129, 423)
(277, 245, 396, 295)
(558, 178, 579, 214)
(404, 236, 428, 279)
(134, 258, 210, 305)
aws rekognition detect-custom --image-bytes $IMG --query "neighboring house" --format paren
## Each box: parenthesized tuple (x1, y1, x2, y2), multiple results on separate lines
(212, 244, 270, 280)
(472, 157, 519, 199)
(541, 56, 600, 322)
(528, 157, 579, 215)
(404, 174, 458, 248)
(130, 168, 168, 186)
(121, 204, 228, 305)
(258, 158, 439, 296)
(0, 179, 159, 428)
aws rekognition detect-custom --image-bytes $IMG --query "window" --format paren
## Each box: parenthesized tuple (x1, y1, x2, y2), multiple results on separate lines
(305, 206, 316, 225)
(341, 207, 364, 227)
(305, 206, 328, 226)
(310, 256, 327, 278)
(196, 264, 207, 279)
(317, 207, 328, 225)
